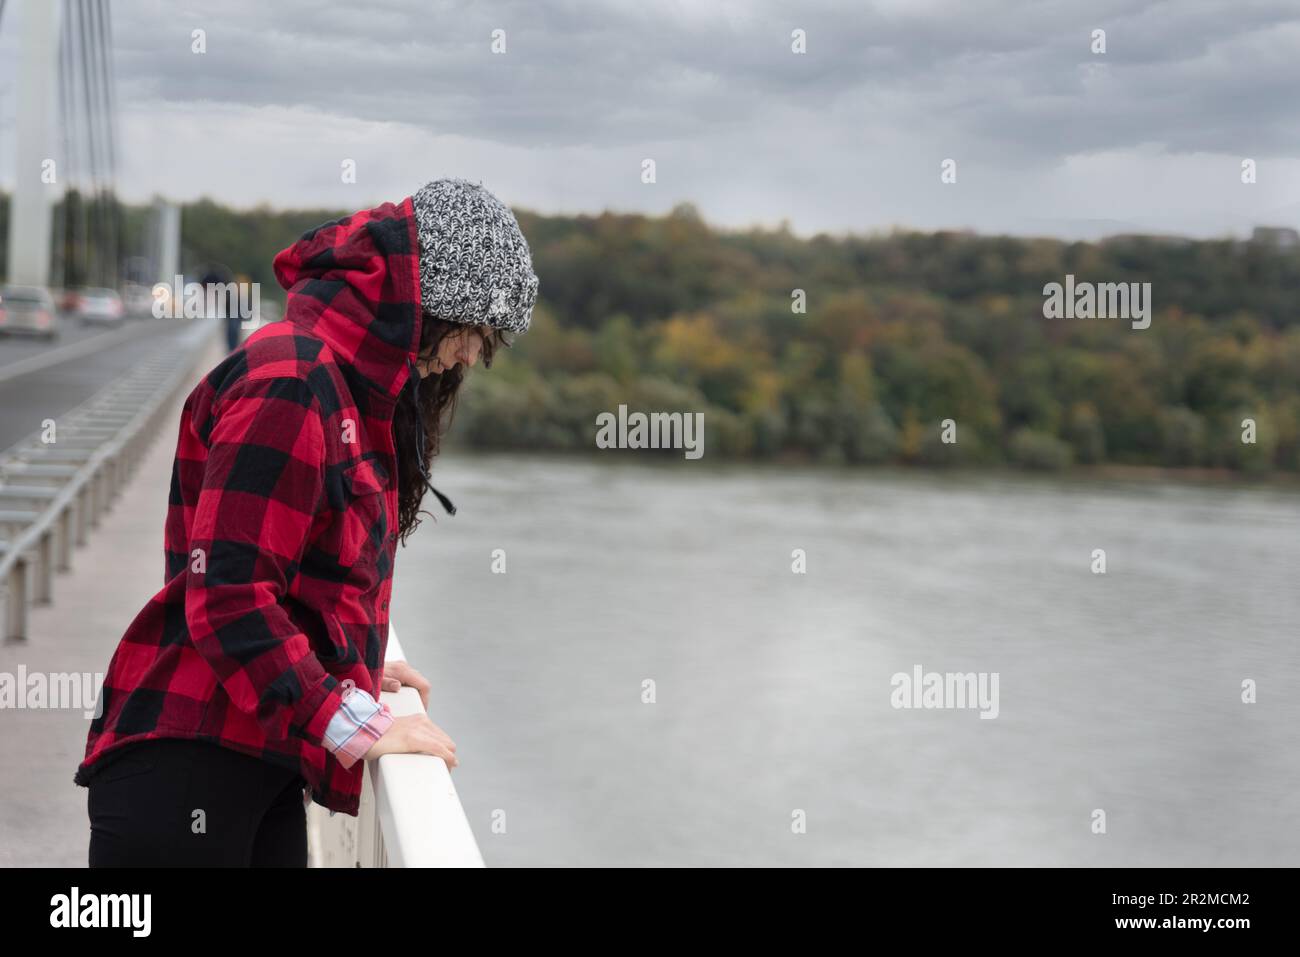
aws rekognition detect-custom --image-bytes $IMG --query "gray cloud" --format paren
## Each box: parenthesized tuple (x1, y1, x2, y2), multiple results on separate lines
(1, 0, 1297, 238)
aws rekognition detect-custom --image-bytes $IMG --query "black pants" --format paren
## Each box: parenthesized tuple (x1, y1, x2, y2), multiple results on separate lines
(87, 738, 308, 867)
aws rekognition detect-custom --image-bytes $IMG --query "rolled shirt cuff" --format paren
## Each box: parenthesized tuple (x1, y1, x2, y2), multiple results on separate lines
(321, 687, 394, 769)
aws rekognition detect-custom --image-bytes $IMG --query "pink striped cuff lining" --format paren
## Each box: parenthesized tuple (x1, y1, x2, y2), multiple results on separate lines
(322, 688, 395, 769)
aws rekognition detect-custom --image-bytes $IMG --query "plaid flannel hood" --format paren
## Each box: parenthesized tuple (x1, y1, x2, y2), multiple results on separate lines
(76, 199, 426, 815)
(273, 198, 424, 399)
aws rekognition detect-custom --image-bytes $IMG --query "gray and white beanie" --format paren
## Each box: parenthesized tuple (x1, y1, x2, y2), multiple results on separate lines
(410, 178, 539, 336)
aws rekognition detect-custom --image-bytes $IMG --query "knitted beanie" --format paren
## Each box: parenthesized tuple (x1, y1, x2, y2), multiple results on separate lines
(410, 178, 539, 336)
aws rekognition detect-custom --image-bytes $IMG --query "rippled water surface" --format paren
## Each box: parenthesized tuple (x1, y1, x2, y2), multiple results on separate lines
(393, 455, 1300, 866)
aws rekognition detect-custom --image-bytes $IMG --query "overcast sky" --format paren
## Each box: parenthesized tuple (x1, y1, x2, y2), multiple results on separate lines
(1, 0, 1298, 239)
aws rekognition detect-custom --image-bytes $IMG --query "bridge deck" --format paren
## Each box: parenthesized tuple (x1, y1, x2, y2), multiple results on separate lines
(0, 337, 224, 866)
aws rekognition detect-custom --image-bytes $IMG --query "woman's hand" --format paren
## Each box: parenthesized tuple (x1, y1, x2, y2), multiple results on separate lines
(381, 659, 430, 711)
(364, 713, 458, 768)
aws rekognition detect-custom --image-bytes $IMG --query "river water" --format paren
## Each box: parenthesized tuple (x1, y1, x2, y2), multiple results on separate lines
(391, 453, 1300, 866)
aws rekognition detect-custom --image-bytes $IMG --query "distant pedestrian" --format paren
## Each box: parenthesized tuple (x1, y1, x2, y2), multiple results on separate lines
(200, 265, 241, 352)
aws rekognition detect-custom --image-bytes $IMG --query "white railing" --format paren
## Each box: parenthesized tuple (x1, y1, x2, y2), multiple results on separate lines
(307, 625, 485, 868)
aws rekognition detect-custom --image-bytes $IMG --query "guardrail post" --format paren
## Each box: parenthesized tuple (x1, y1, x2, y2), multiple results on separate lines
(75, 487, 89, 545)
(57, 506, 72, 571)
(89, 469, 102, 528)
(5, 560, 27, 641)
(35, 530, 53, 603)
(105, 458, 118, 508)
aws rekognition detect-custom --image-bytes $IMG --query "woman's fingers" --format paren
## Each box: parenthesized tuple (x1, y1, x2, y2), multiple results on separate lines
(428, 725, 455, 748)
(422, 738, 458, 768)
(404, 666, 432, 711)
(406, 714, 459, 767)
(414, 734, 458, 768)
(384, 660, 432, 711)
(362, 713, 458, 767)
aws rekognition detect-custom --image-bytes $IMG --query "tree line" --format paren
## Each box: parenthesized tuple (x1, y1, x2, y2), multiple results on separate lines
(4, 193, 1296, 472)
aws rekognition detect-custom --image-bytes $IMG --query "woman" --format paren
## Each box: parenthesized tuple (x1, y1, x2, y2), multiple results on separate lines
(74, 179, 539, 866)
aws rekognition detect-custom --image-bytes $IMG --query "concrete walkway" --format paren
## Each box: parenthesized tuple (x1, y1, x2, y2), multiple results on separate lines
(0, 338, 225, 867)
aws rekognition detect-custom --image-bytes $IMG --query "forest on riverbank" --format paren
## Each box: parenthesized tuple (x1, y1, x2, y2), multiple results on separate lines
(5, 192, 1297, 471)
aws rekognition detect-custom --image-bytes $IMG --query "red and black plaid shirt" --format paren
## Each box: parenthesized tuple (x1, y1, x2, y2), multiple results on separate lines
(75, 198, 424, 814)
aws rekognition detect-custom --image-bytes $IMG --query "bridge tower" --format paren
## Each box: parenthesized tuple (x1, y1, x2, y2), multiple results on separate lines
(5, 0, 63, 287)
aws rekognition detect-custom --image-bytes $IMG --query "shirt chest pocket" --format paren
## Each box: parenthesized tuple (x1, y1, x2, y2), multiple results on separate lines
(337, 458, 390, 569)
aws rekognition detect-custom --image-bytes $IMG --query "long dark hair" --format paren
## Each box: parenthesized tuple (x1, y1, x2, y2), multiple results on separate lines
(392, 318, 505, 544)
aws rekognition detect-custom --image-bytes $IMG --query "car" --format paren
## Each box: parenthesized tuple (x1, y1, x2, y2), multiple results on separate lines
(74, 287, 126, 325)
(0, 285, 60, 339)
(121, 282, 155, 318)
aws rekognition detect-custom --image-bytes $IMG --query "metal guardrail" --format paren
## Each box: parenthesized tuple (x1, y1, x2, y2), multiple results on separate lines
(0, 323, 479, 864)
(307, 625, 485, 868)
(0, 321, 219, 639)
